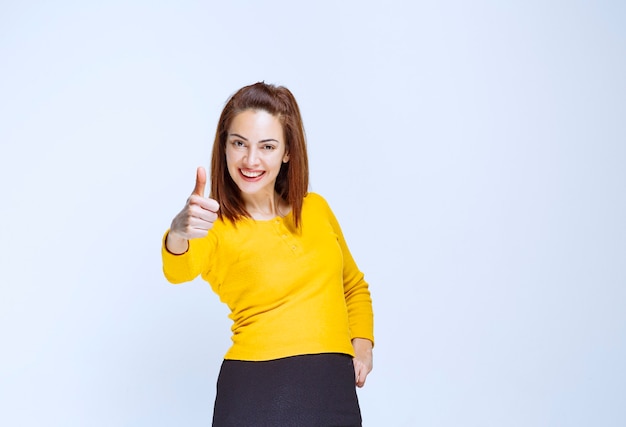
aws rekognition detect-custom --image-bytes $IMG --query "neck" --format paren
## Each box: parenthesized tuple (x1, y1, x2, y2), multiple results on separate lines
(243, 191, 286, 220)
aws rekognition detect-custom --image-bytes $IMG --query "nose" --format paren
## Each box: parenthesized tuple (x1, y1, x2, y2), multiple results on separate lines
(244, 146, 260, 166)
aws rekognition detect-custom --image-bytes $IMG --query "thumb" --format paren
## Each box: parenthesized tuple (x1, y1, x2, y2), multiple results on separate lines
(192, 166, 206, 197)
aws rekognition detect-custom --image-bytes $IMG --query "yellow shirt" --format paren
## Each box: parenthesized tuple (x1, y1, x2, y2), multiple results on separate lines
(162, 192, 374, 361)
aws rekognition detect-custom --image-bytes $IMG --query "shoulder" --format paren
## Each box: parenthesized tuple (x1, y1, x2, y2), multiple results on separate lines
(301, 192, 339, 224)
(303, 192, 331, 211)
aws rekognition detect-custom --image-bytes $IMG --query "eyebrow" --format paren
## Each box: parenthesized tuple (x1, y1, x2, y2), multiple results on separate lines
(229, 133, 279, 144)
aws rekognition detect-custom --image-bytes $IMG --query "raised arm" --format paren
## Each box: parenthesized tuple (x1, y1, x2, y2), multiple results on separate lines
(162, 167, 220, 284)
(166, 166, 220, 254)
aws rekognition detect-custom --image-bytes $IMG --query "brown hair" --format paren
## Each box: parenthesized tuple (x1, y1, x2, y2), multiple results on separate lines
(210, 82, 309, 228)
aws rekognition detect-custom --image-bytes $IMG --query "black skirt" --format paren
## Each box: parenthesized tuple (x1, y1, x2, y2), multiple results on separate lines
(212, 353, 362, 427)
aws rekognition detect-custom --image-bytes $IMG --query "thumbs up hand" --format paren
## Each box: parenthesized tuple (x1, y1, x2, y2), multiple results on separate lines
(166, 167, 220, 254)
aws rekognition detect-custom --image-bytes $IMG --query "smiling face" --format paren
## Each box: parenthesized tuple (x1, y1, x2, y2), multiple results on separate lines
(225, 109, 290, 199)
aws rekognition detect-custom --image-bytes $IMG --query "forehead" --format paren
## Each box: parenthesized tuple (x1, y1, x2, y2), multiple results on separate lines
(229, 109, 283, 138)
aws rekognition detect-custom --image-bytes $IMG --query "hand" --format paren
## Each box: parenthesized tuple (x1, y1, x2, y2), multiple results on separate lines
(352, 338, 373, 388)
(166, 167, 220, 253)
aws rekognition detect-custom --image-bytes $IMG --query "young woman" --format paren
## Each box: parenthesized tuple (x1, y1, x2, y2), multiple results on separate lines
(162, 82, 374, 426)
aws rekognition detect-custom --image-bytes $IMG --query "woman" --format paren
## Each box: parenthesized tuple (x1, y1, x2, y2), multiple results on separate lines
(162, 82, 374, 426)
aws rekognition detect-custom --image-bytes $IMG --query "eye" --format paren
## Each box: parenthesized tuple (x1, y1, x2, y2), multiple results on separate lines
(263, 144, 276, 151)
(232, 140, 245, 148)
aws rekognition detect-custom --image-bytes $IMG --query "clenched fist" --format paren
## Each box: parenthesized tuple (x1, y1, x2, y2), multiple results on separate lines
(166, 167, 220, 254)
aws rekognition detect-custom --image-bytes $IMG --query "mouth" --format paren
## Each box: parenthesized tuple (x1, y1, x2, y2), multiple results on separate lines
(240, 169, 265, 180)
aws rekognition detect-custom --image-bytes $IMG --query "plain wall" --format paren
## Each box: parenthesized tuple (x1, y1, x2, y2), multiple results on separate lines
(1, 1, 625, 426)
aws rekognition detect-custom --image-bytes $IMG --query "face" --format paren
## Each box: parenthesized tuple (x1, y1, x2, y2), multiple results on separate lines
(225, 109, 289, 197)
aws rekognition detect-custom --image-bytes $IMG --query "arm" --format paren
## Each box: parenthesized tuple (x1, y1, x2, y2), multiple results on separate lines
(321, 196, 375, 386)
(162, 167, 220, 283)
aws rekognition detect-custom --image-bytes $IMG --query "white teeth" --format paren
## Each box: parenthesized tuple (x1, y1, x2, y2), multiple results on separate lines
(241, 170, 263, 178)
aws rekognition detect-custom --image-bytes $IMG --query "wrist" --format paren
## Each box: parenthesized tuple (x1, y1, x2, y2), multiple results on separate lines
(352, 337, 373, 351)
(165, 231, 189, 255)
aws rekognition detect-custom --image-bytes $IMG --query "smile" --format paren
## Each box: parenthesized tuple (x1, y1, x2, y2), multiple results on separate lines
(240, 169, 265, 179)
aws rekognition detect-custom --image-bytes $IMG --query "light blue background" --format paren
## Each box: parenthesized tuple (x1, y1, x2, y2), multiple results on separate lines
(1, 1, 625, 426)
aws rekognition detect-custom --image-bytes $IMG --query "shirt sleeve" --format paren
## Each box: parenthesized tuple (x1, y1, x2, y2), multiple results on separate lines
(161, 230, 215, 284)
(323, 200, 375, 346)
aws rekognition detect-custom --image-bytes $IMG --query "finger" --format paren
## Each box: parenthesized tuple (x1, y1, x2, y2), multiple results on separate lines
(188, 219, 214, 236)
(356, 369, 367, 387)
(353, 360, 361, 386)
(192, 166, 206, 197)
(200, 197, 220, 213)
(181, 214, 218, 238)
(353, 360, 368, 388)
(189, 195, 220, 213)
(189, 205, 219, 223)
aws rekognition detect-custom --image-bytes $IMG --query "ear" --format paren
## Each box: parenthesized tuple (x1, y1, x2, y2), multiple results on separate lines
(283, 152, 290, 163)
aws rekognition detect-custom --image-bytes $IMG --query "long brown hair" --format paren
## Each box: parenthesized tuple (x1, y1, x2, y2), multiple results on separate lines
(210, 82, 309, 228)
